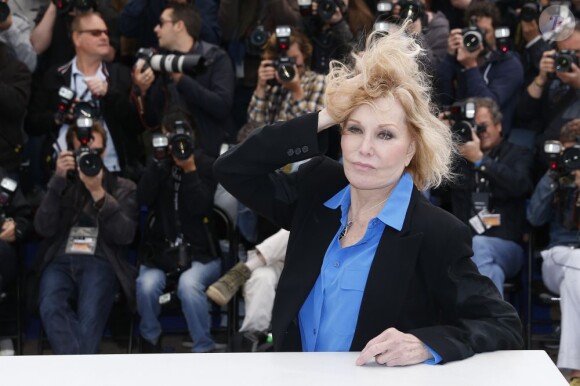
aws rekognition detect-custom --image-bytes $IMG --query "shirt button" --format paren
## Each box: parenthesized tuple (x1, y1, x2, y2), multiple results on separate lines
(313, 329, 317, 335)
(295, 147, 302, 155)
(480, 165, 486, 172)
(302, 146, 309, 153)
(334, 261, 340, 268)
(287, 149, 294, 156)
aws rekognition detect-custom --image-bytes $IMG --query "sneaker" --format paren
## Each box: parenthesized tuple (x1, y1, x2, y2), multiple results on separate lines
(206, 262, 251, 306)
(0, 338, 14, 356)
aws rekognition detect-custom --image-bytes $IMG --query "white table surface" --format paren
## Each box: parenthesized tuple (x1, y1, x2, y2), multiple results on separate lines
(0, 350, 567, 386)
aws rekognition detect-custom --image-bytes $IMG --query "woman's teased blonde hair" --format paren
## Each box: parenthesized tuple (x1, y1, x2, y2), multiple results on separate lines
(324, 26, 455, 191)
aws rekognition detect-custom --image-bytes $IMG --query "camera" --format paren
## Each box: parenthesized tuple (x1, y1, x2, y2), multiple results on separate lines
(495, 27, 511, 54)
(159, 241, 192, 305)
(55, 86, 76, 123)
(373, 1, 394, 32)
(446, 101, 486, 144)
(51, 0, 96, 14)
(73, 117, 103, 177)
(0, 2, 10, 23)
(0, 177, 17, 228)
(397, 0, 422, 23)
(551, 50, 579, 72)
(462, 21, 485, 53)
(135, 48, 206, 77)
(544, 140, 580, 173)
(298, 0, 313, 16)
(249, 26, 271, 50)
(153, 121, 195, 161)
(519, 0, 540, 22)
(317, 0, 346, 23)
(267, 26, 296, 83)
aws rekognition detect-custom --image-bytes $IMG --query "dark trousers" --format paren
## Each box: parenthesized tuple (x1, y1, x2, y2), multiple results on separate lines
(38, 254, 119, 354)
(0, 240, 17, 293)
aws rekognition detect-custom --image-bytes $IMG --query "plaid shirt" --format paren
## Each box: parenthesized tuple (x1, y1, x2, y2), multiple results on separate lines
(248, 70, 326, 125)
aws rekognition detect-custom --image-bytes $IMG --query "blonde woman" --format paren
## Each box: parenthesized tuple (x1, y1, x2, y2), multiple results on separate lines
(215, 27, 522, 365)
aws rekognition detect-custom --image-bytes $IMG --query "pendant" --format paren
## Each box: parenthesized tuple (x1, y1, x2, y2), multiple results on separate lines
(339, 220, 353, 240)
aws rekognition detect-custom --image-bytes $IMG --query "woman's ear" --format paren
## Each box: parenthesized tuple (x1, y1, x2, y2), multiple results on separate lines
(405, 141, 416, 167)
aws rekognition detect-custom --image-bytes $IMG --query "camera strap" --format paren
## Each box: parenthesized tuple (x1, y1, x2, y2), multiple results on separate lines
(171, 166, 184, 246)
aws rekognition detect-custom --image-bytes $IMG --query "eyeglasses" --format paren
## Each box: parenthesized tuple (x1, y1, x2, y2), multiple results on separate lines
(77, 29, 109, 37)
(158, 18, 175, 27)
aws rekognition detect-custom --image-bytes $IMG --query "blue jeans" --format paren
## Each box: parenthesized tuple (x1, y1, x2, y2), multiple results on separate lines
(471, 235, 524, 297)
(38, 254, 119, 354)
(136, 259, 221, 352)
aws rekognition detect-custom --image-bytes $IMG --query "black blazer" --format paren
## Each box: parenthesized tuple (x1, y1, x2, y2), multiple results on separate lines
(214, 112, 523, 363)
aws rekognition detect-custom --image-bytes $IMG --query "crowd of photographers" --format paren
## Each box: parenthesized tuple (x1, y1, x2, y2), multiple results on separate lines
(0, 0, 578, 371)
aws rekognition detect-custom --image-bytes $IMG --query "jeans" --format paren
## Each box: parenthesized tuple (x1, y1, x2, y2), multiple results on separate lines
(136, 259, 221, 352)
(471, 235, 524, 297)
(38, 254, 119, 354)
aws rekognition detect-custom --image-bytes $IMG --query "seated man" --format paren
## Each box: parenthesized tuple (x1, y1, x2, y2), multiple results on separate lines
(207, 228, 289, 334)
(527, 119, 580, 385)
(449, 97, 533, 296)
(33, 120, 138, 355)
(136, 110, 220, 353)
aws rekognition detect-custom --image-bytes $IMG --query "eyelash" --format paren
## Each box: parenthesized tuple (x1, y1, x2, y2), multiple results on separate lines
(345, 126, 393, 140)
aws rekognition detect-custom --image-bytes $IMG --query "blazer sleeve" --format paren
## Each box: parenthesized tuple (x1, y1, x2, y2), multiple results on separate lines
(214, 112, 325, 230)
(410, 218, 523, 363)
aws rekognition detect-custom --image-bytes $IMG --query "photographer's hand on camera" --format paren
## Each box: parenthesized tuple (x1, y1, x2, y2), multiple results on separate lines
(458, 129, 484, 164)
(0, 218, 16, 242)
(78, 167, 105, 203)
(255, 60, 276, 98)
(132, 60, 155, 95)
(84, 77, 108, 98)
(311, 0, 345, 25)
(55, 151, 76, 178)
(447, 29, 463, 56)
(557, 62, 580, 90)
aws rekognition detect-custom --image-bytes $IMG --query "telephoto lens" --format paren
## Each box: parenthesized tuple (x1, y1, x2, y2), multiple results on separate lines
(462, 26, 484, 53)
(169, 121, 195, 160)
(77, 149, 103, 177)
(276, 57, 296, 82)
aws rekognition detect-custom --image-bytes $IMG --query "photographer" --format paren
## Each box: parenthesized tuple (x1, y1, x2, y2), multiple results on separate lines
(516, 22, 580, 154)
(437, 1, 523, 134)
(527, 119, 580, 383)
(30, 0, 120, 75)
(0, 0, 37, 72)
(0, 167, 31, 296)
(0, 41, 31, 173)
(299, 0, 354, 75)
(132, 3, 234, 157)
(249, 27, 325, 124)
(25, 11, 141, 182)
(135, 110, 220, 353)
(449, 97, 533, 296)
(32, 121, 138, 355)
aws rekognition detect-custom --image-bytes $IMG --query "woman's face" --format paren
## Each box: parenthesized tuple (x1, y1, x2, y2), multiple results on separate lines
(341, 97, 416, 192)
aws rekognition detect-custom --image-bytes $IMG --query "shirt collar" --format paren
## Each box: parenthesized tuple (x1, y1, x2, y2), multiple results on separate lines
(324, 172, 414, 232)
(71, 56, 105, 80)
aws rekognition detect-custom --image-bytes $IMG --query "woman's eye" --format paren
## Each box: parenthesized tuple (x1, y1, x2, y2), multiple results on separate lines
(377, 131, 393, 140)
(345, 126, 362, 134)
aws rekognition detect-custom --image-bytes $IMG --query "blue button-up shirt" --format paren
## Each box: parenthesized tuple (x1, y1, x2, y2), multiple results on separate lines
(298, 172, 441, 364)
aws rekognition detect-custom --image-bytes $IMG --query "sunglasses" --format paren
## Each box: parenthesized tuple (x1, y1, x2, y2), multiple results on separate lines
(78, 29, 109, 37)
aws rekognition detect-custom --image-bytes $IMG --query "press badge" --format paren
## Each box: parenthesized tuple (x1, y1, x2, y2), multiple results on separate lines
(65, 227, 99, 255)
(469, 208, 501, 234)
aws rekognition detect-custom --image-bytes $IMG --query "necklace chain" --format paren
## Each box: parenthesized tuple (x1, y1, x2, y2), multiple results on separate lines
(339, 195, 391, 240)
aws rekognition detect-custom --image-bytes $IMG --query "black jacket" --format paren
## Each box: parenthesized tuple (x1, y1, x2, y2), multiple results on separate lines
(137, 150, 218, 265)
(451, 140, 534, 243)
(0, 43, 32, 172)
(215, 112, 523, 363)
